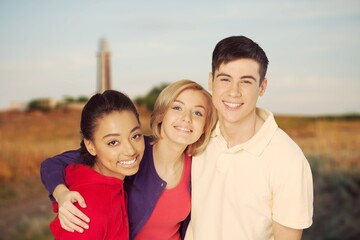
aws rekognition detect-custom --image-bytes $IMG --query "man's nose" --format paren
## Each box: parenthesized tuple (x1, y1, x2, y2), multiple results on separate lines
(229, 82, 242, 97)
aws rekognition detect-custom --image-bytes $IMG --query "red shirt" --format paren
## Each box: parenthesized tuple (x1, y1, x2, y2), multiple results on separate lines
(135, 155, 191, 240)
(50, 163, 129, 240)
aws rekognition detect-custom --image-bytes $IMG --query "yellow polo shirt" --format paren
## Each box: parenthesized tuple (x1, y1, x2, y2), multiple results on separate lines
(186, 108, 313, 240)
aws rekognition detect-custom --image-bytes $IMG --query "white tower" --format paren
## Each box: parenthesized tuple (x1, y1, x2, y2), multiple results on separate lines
(97, 38, 112, 93)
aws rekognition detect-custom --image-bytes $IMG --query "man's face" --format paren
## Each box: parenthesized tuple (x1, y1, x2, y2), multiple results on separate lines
(208, 58, 267, 126)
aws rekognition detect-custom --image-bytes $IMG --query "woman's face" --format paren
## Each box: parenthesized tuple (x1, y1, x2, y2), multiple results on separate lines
(161, 89, 209, 147)
(85, 110, 145, 179)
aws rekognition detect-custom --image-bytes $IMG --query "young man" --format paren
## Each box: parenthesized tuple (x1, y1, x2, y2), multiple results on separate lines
(185, 36, 313, 240)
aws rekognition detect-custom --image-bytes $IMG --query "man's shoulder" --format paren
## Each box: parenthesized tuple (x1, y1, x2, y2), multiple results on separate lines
(272, 128, 303, 152)
(266, 128, 308, 169)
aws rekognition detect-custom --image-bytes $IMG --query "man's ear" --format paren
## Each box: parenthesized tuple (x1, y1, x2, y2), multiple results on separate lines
(84, 139, 96, 156)
(259, 78, 267, 97)
(208, 72, 213, 92)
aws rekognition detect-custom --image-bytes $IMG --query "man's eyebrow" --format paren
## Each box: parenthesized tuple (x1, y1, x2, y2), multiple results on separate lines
(215, 73, 231, 78)
(216, 73, 257, 82)
(240, 75, 257, 81)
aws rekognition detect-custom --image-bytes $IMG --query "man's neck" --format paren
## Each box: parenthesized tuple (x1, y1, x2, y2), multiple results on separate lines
(219, 112, 264, 148)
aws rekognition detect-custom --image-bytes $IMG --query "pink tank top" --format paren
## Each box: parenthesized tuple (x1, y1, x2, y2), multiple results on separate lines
(135, 154, 191, 240)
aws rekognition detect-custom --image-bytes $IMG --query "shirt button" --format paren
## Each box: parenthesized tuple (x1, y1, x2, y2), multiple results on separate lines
(161, 183, 165, 187)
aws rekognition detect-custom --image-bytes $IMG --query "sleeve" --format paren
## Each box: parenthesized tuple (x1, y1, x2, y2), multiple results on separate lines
(50, 205, 107, 240)
(40, 149, 80, 200)
(271, 152, 314, 229)
(54, 188, 111, 240)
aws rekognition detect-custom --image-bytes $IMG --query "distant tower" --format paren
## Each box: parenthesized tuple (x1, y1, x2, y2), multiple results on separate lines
(97, 38, 112, 93)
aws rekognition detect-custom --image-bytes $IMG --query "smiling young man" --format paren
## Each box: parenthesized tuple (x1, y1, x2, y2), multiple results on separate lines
(186, 36, 313, 240)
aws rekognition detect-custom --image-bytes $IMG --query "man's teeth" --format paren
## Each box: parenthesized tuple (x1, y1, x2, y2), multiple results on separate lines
(117, 158, 136, 166)
(224, 102, 241, 108)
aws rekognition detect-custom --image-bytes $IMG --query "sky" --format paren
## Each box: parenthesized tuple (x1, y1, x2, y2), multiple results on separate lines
(0, 0, 359, 115)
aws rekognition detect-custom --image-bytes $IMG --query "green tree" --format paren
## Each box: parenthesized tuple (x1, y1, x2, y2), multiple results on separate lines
(27, 98, 52, 112)
(63, 95, 75, 103)
(134, 82, 169, 111)
(77, 96, 89, 103)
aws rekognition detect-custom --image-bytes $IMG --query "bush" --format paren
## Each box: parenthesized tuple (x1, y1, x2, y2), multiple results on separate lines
(134, 83, 169, 111)
(27, 98, 52, 112)
(303, 155, 360, 240)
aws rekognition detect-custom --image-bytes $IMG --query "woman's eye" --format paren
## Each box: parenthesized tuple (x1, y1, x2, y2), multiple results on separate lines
(108, 140, 119, 146)
(193, 111, 204, 117)
(172, 106, 181, 111)
(132, 133, 143, 140)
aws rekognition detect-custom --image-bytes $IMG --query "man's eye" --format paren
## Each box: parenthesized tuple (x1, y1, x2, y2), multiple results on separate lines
(220, 78, 230, 82)
(242, 80, 252, 84)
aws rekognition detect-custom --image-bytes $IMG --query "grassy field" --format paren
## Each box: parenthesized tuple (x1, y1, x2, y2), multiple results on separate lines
(0, 109, 359, 239)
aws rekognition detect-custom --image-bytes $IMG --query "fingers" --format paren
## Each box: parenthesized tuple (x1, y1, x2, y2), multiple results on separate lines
(59, 213, 77, 233)
(71, 192, 87, 209)
(59, 209, 84, 233)
(58, 202, 90, 233)
(56, 190, 90, 233)
(64, 200, 90, 224)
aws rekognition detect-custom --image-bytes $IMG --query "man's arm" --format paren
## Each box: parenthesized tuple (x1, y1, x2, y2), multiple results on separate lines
(273, 221, 303, 240)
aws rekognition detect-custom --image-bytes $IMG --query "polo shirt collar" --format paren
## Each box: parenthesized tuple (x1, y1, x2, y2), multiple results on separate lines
(212, 108, 278, 156)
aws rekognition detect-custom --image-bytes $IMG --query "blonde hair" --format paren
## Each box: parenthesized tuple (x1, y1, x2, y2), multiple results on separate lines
(150, 79, 217, 156)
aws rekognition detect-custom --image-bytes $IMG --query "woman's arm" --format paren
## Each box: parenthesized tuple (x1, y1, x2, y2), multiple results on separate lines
(54, 184, 90, 233)
(41, 150, 90, 232)
(40, 150, 80, 200)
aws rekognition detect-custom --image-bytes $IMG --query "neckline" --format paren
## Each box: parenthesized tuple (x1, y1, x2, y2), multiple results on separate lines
(150, 149, 189, 190)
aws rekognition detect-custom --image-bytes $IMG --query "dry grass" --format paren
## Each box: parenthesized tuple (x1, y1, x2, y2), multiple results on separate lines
(276, 116, 360, 169)
(0, 109, 359, 239)
(0, 110, 358, 198)
(0, 110, 81, 183)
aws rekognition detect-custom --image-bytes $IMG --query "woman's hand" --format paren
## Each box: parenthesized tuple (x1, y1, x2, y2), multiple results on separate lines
(53, 184, 90, 233)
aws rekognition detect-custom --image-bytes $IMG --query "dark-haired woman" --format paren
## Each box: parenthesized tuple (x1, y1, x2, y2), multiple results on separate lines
(49, 90, 145, 239)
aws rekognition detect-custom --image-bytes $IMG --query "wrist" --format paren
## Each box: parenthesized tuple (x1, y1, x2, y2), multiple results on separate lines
(53, 184, 69, 202)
